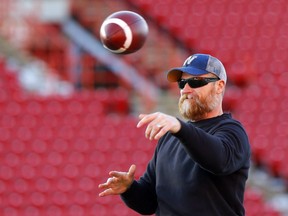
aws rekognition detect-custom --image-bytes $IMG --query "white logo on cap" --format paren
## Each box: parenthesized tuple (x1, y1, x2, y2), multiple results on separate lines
(183, 55, 198, 66)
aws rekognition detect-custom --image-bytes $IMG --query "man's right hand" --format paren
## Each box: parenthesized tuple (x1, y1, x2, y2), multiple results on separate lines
(98, 164, 136, 197)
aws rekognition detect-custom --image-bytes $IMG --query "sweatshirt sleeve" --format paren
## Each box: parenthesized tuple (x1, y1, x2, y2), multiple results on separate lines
(120, 149, 158, 215)
(173, 119, 250, 175)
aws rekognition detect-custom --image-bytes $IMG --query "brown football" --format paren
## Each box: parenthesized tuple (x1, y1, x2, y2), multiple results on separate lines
(99, 11, 149, 54)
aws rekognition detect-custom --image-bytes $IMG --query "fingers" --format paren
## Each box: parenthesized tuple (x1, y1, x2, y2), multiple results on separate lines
(98, 176, 122, 197)
(109, 164, 136, 179)
(98, 177, 116, 189)
(147, 123, 166, 140)
(153, 125, 168, 140)
(98, 188, 114, 197)
(137, 112, 181, 140)
(98, 165, 136, 197)
(137, 113, 154, 128)
(98, 177, 116, 197)
(137, 113, 168, 140)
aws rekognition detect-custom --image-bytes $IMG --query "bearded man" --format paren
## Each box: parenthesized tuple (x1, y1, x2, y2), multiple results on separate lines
(99, 54, 251, 216)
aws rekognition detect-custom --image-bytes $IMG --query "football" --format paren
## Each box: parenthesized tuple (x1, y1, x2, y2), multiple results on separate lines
(99, 11, 149, 54)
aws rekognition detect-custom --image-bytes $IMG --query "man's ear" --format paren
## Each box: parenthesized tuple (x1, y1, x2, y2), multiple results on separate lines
(216, 80, 225, 94)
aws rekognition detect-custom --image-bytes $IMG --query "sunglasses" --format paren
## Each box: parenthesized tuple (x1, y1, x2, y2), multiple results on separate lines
(178, 77, 220, 89)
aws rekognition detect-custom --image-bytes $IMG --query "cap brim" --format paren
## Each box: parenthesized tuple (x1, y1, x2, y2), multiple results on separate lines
(167, 67, 209, 82)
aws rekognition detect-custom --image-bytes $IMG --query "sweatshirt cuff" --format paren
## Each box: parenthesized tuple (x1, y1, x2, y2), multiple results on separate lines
(173, 118, 188, 138)
(121, 180, 137, 198)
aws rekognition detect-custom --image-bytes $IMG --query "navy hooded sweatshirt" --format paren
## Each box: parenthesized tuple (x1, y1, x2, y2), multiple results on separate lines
(121, 113, 251, 216)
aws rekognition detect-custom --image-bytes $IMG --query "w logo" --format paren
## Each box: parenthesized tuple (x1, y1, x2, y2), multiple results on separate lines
(183, 55, 198, 66)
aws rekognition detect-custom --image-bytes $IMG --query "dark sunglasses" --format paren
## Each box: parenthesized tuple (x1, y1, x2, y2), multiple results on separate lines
(178, 77, 220, 89)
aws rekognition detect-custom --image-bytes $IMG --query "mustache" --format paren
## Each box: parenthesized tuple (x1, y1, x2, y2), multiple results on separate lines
(180, 93, 196, 101)
(179, 94, 187, 104)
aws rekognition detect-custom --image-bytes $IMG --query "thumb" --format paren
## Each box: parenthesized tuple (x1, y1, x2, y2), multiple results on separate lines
(128, 164, 136, 178)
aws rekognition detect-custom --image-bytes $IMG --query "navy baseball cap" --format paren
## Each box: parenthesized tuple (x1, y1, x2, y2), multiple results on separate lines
(167, 54, 227, 83)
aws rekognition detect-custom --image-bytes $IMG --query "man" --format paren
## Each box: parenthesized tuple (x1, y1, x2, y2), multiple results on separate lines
(99, 54, 251, 216)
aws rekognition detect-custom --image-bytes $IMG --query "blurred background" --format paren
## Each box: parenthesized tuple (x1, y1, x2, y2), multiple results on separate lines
(0, 0, 288, 215)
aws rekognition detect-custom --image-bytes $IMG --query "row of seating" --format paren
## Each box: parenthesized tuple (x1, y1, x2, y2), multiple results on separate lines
(0, 58, 155, 215)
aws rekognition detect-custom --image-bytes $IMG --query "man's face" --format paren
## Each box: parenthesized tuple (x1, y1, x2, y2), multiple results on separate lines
(178, 74, 220, 121)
